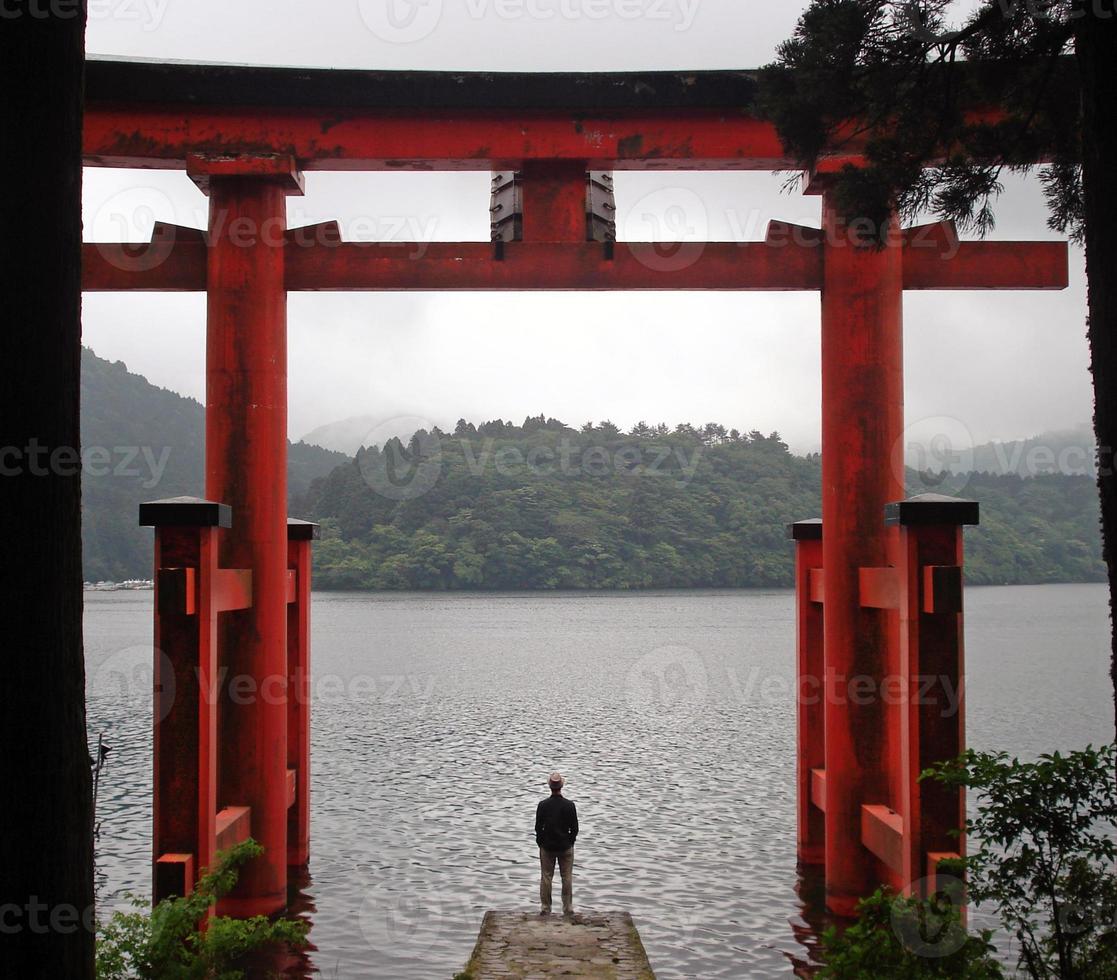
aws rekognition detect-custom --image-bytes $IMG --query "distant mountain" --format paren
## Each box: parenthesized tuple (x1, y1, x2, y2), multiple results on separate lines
(81, 348, 347, 581)
(299, 415, 441, 456)
(964, 423, 1096, 477)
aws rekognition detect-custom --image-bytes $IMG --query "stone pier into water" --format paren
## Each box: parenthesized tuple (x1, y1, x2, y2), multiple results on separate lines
(459, 910, 655, 979)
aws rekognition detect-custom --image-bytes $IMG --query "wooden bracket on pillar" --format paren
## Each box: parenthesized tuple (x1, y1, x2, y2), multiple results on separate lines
(155, 854, 194, 901)
(186, 153, 305, 195)
(215, 806, 252, 852)
(861, 804, 905, 874)
(859, 566, 900, 610)
(811, 768, 827, 813)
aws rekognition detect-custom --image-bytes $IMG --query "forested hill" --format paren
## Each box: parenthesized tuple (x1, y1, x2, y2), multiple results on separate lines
(81, 348, 347, 581)
(296, 418, 1105, 590)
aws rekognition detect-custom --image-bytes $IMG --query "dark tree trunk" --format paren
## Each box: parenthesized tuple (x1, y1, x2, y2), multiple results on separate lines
(0, 6, 94, 978)
(1077, 1, 1117, 740)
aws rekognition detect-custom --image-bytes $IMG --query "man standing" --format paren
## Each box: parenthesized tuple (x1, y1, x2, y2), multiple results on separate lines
(535, 772, 578, 915)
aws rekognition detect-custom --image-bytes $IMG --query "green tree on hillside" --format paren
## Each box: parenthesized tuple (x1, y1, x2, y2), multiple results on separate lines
(298, 420, 1103, 591)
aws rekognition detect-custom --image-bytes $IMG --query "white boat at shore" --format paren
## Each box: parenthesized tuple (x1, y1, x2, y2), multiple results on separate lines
(84, 579, 154, 592)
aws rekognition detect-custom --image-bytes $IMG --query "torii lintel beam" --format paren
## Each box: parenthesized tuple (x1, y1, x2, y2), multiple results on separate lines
(82, 221, 1069, 293)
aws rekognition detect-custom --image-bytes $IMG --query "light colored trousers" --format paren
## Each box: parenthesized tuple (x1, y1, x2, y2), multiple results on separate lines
(539, 846, 574, 912)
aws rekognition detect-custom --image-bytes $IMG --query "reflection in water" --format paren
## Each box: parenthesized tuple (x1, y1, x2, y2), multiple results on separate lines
(84, 585, 1112, 978)
(787, 864, 829, 977)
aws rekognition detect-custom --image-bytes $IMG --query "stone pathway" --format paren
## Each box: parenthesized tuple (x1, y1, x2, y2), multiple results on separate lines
(459, 910, 656, 979)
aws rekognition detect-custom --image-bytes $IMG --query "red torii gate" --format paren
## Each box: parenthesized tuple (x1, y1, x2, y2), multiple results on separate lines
(81, 58, 1068, 918)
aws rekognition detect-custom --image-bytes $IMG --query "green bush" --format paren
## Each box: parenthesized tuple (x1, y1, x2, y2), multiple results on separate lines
(96, 839, 307, 979)
(818, 888, 1003, 978)
(925, 744, 1117, 979)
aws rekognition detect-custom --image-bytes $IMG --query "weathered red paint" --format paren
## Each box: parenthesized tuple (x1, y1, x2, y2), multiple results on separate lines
(81, 236, 1066, 293)
(202, 170, 296, 917)
(819, 190, 905, 917)
(791, 522, 825, 866)
(151, 522, 220, 905)
(891, 520, 967, 894)
(286, 522, 313, 868)
(83, 106, 792, 172)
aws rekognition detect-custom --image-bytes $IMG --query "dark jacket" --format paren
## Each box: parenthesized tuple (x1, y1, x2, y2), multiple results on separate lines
(535, 794, 578, 852)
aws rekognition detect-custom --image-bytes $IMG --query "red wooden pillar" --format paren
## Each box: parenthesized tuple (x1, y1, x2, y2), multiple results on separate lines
(888, 494, 976, 894)
(141, 497, 230, 903)
(790, 519, 825, 866)
(190, 155, 304, 916)
(286, 519, 317, 868)
(818, 189, 905, 916)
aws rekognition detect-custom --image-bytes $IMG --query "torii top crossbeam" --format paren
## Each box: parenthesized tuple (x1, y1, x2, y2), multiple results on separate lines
(83, 56, 1053, 172)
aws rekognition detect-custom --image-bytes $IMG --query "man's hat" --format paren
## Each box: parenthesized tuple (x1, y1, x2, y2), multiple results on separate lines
(548, 772, 564, 787)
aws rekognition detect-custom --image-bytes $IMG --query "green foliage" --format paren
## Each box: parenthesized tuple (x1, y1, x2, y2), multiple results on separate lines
(818, 888, 1003, 978)
(95, 839, 307, 980)
(924, 744, 1117, 978)
(759, 1, 1083, 242)
(297, 419, 1104, 591)
(80, 347, 346, 581)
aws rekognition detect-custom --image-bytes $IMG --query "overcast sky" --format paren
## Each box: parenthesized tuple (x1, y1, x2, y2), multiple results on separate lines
(81, 0, 1089, 453)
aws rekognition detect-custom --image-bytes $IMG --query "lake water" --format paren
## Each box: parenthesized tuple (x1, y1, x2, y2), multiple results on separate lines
(84, 584, 1114, 978)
